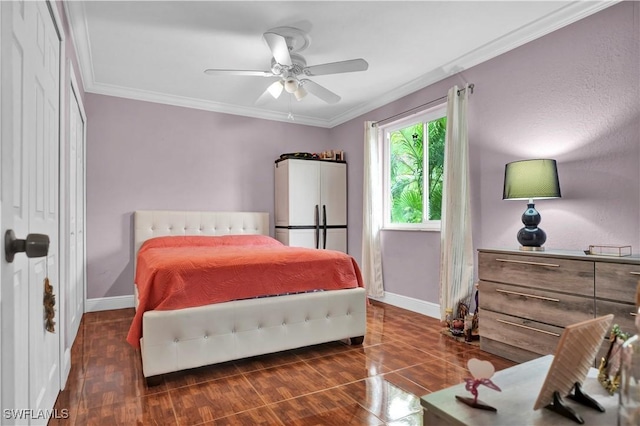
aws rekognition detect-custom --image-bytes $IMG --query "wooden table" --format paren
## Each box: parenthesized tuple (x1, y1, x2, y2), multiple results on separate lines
(420, 355, 617, 425)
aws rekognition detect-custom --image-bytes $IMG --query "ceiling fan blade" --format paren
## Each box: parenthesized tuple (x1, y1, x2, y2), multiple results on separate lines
(263, 32, 292, 66)
(300, 79, 341, 104)
(304, 58, 368, 76)
(204, 69, 274, 77)
(255, 81, 284, 105)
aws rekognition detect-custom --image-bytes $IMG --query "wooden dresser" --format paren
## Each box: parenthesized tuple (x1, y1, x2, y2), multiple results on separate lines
(478, 248, 640, 363)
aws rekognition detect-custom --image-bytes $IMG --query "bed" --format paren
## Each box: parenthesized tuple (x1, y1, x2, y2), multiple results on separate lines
(130, 210, 367, 382)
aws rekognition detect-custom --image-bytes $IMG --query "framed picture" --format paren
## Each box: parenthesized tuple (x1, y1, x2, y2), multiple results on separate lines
(534, 314, 614, 410)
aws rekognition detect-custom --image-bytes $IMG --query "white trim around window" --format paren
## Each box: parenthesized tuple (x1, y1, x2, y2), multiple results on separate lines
(381, 103, 447, 231)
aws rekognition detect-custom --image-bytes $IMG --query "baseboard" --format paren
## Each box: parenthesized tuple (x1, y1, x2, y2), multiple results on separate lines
(85, 295, 135, 312)
(370, 291, 440, 319)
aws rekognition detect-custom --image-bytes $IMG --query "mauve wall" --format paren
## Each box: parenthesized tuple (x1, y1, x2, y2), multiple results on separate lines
(85, 2, 639, 305)
(333, 1, 640, 304)
(84, 97, 334, 298)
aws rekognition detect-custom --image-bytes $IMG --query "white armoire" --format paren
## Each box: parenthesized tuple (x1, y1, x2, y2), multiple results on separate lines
(275, 158, 347, 252)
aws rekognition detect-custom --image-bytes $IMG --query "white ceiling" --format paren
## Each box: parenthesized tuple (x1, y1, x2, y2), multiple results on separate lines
(65, 1, 617, 128)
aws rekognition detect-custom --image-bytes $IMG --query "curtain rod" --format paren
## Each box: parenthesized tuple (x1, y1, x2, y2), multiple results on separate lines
(373, 83, 474, 127)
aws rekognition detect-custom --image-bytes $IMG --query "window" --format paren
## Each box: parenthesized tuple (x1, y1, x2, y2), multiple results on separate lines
(382, 104, 447, 231)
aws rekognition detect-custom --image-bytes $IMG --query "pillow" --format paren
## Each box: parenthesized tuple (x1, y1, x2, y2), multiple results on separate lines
(139, 234, 282, 253)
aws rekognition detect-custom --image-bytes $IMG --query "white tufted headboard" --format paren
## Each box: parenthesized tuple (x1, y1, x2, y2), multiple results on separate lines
(134, 210, 270, 256)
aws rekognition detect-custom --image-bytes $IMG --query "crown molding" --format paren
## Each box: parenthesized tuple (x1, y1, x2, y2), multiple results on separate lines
(87, 82, 332, 128)
(64, 1, 96, 93)
(66, 0, 619, 129)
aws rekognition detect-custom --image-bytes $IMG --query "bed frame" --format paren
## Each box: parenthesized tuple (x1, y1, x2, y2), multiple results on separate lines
(133, 210, 367, 381)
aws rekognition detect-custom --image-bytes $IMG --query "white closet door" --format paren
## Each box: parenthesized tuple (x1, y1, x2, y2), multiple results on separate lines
(287, 160, 321, 226)
(63, 67, 86, 382)
(320, 162, 347, 226)
(0, 1, 62, 421)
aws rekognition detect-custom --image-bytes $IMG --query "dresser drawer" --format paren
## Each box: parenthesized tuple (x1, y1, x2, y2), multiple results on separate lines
(480, 338, 541, 364)
(479, 280, 593, 327)
(595, 299, 637, 335)
(479, 310, 562, 357)
(595, 262, 640, 303)
(478, 252, 594, 296)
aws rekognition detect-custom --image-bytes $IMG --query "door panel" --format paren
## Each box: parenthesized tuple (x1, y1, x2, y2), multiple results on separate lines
(320, 162, 347, 226)
(274, 229, 289, 246)
(323, 228, 347, 253)
(274, 161, 289, 227)
(66, 74, 85, 359)
(286, 229, 318, 249)
(5, 3, 32, 415)
(29, 1, 61, 417)
(1, 1, 61, 421)
(287, 160, 320, 226)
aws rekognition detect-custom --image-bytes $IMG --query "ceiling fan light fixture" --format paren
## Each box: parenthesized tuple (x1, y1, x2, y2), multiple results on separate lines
(206, 28, 368, 105)
(267, 81, 284, 99)
(294, 86, 307, 101)
(284, 78, 299, 93)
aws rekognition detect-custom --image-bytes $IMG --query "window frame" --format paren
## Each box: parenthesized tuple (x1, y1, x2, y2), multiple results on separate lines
(381, 103, 447, 231)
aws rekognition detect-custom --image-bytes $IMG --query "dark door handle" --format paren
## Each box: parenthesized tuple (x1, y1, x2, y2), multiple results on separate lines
(4, 230, 49, 263)
(314, 205, 320, 249)
(322, 205, 327, 249)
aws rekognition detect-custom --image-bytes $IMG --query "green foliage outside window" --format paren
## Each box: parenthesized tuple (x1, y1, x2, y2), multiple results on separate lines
(389, 117, 446, 223)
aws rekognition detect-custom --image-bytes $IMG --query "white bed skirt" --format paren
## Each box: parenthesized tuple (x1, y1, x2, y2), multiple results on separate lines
(140, 287, 367, 377)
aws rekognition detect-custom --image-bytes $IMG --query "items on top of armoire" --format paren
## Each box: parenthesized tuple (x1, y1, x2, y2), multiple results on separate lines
(276, 150, 345, 163)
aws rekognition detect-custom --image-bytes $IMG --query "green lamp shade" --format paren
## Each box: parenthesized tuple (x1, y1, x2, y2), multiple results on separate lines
(503, 159, 561, 200)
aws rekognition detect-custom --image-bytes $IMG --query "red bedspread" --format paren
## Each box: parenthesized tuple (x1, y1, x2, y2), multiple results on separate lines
(127, 235, 363, 347)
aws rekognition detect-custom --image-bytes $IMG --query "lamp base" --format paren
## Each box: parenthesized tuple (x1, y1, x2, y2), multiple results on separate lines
(519, 245, 545, 252)
(516, 203, 547, 250)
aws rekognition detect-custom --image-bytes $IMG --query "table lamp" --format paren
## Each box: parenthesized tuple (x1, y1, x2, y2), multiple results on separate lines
(503, 159, 561, 251)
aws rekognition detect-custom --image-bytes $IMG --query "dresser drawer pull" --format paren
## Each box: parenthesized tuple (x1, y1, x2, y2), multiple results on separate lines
(495, 288, 560, 302)
(629, 272, 640, 276)
(495, 258, 560, 268)
(632, 312, 637, 317)
(496, 319, 561, 337)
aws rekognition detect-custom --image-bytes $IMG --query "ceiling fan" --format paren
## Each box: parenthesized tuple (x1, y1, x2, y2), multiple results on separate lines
(204, 26, 368, 105)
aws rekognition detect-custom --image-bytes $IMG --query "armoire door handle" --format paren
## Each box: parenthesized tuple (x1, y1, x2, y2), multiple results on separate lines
(314, 205, 320, 249)
(322, 205, 327, 249)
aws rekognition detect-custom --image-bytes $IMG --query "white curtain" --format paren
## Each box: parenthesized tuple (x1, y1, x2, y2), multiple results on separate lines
(362, 121, 384, 298)
(439, 85, 474, 320)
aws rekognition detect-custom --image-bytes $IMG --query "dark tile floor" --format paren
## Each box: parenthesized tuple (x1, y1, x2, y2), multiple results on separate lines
(51, 300, 515, 425)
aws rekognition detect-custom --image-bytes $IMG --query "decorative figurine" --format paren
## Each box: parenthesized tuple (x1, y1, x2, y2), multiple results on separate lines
(44, 277, 56, 333)
(450, 301, 470, 336)
(455, 358, 501, 411)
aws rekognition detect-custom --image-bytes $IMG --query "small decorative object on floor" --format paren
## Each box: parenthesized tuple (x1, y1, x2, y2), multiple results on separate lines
(444, 307, 453, 328)
(450, 301, 469, 336)
(455, 358, 501, 412)
(464, 314, 476, 342)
